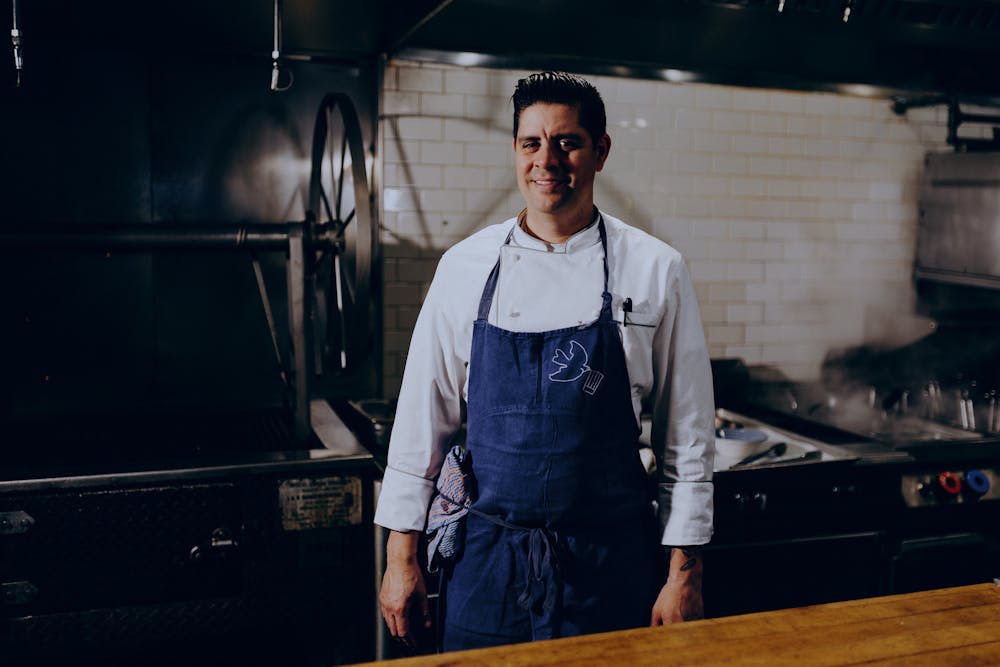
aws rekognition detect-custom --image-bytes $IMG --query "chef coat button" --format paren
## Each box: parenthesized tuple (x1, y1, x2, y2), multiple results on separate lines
(514, 254, 521, 261)
(509, 309, 520, 318)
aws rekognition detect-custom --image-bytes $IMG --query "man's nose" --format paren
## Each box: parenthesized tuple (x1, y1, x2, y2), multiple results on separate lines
(534, 141, 561, 169)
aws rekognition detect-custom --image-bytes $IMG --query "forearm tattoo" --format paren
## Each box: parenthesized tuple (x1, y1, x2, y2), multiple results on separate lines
(674, 546, 702, 572)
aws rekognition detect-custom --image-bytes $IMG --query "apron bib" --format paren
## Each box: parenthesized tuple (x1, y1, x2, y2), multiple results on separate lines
(442, 217, 662, 650)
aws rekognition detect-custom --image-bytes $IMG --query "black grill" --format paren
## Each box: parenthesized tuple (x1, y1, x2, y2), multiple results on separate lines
(0, 410, 379, 666)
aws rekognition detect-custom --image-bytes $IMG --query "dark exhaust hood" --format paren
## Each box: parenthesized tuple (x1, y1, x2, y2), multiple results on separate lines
(387, 0, 1000, 98)
(7, 1, 1000, 98)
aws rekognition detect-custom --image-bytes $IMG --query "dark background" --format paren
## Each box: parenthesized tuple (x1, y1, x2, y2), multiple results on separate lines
(1, 1, 379, 417)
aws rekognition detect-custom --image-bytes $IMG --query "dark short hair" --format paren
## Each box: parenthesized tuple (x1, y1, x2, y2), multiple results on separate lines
(511, 71, 607, 145)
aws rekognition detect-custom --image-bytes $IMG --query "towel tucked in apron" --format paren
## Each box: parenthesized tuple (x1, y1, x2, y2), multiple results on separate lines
(426, 444, 475, 573)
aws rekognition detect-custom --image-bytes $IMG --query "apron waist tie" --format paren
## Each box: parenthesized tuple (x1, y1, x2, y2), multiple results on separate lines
(469, 507, 563, 616)
(519, 527, 561, 615)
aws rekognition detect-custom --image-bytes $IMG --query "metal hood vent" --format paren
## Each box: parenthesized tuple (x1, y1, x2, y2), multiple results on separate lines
(7, 0, 1000, 98)
(388, 0, 1000, 98)
(709, 0, 1000, 29)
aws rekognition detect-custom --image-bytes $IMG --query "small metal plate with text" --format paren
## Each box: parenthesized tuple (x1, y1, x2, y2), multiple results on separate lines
(278, 476, 362, 530)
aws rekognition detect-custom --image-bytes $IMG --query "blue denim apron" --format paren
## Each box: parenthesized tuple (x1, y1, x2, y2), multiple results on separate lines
(442, 217, 662, 650)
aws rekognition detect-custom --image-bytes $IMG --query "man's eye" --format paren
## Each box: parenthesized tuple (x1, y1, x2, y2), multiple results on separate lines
(521, 141, 539, 151)
(559, 139, 579, 150)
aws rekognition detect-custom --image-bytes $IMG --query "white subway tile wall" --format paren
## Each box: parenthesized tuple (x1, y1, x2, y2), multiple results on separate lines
(379, 62, 951, 396)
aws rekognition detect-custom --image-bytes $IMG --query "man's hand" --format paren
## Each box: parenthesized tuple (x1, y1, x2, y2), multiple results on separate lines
(379, 530, 431, 649)
(650, 546, 704, 625)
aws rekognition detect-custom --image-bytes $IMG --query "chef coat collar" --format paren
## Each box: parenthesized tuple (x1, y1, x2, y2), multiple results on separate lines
(510, 208, 602, 254)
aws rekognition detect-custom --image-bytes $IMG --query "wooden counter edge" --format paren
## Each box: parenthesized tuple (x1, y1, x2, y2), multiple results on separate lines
(350, 582, 1000, 667)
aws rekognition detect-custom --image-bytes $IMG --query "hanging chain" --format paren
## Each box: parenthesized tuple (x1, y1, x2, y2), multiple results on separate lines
(10, 0, 23, 87)
(270, 0, 292, 91)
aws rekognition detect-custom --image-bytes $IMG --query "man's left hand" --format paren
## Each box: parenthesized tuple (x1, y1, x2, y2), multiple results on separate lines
(650, 546, 704, 625)
(650, 578, 704, 624)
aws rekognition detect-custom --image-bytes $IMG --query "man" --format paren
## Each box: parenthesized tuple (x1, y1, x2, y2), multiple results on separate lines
(376, 71, 714, 651)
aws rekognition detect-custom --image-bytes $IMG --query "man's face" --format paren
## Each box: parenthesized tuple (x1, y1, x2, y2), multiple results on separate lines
(513, 103, 610, 222)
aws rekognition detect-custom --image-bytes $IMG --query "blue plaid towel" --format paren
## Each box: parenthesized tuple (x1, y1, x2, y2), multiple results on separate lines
(426, 444, 475, 573)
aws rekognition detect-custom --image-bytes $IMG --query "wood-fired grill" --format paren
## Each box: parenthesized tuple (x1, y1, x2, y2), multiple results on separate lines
(0, 90, 382, 665)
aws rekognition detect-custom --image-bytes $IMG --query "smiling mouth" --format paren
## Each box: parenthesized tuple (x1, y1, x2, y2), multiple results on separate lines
(531, 178, 569, 188)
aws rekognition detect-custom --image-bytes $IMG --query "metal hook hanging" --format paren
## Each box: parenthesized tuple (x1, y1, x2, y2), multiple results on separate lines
(270, 0, 292, 91)
(10, 0, 23, 87)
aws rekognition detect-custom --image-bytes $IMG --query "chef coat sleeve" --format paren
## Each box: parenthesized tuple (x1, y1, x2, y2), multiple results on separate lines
(373, 255, 467, 533)
(650, 259, 715, 546)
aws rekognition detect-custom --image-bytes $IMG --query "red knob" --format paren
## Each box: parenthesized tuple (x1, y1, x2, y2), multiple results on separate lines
(937, 471, 962, 496)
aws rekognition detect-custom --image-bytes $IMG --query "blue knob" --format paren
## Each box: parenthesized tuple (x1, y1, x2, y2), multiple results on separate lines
(965, 470, 991, 496)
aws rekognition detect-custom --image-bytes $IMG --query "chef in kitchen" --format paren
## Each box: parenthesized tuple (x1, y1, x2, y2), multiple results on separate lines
(375, 71, 715, 651)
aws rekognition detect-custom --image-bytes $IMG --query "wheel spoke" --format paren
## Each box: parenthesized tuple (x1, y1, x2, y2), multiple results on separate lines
(320, 185, 336, 225)
(327, 109, 338, 219)
(341, 261, 357, 304)
(336, 129, 348, 219)
(333, 253, 349, 370)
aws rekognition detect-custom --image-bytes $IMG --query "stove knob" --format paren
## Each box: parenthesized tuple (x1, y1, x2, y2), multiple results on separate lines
(936, 471, 962, 499)
(733, 492, 748, 513)
(964, 470, 991, 499)
(752, 491, 768, 512)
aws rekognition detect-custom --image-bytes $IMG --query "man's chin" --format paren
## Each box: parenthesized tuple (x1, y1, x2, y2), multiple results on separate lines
(526, 195, 572, 215)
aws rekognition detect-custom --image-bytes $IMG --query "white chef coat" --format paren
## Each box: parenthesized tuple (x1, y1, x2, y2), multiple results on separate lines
(374, 209, 715, 546)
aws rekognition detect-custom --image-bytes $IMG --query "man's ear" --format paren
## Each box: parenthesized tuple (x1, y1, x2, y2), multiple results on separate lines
(595, 133, 611, 171)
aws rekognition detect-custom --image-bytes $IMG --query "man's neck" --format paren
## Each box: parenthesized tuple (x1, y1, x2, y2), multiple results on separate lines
(520, 207, 597, 245)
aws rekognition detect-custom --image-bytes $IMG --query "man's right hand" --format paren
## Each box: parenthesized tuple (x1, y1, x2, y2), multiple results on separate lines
(379, 530, 431, 649)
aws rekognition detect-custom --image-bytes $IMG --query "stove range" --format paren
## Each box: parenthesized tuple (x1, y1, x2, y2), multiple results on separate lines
(705, 355, 1000, 618)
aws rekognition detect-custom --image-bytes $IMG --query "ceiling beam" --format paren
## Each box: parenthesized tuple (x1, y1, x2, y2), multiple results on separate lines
(382, 0, 457, 55)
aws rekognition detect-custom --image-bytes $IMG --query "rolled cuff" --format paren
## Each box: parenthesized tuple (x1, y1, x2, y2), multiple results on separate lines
(374, 466, 437, 533)
(657, 481, 714, 546)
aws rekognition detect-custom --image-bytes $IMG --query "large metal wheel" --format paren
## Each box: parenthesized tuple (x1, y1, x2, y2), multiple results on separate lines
(308, 93, 375, 379)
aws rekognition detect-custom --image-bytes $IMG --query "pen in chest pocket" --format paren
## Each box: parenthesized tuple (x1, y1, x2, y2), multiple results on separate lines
(619, 298, 656, 328)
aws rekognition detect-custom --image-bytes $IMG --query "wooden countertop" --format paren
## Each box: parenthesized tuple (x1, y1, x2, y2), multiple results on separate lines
(354, 583, 1000, 666)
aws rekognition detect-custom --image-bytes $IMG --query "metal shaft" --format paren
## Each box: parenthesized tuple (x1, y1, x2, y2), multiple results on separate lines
(0, 222, 335, 251)
(11, 0, 23, 87)
(270, 0, 283, 91)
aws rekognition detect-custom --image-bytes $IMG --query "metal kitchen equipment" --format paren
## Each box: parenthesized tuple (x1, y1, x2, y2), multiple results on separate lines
(914, 151, 1000, 291)
(712, 366, 1000, 607)
(705, 152, 1000, 615)
(0, 92, 382, 665)
(705, 147, 1000, 614)
(8, 0, 22, 87)
(704, 405, 897, 617)
(0, 92, 376, 441)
